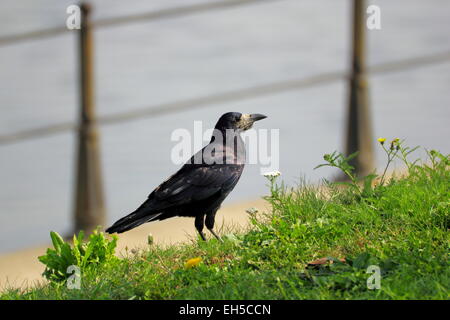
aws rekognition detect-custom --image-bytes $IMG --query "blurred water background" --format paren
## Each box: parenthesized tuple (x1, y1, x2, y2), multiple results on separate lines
(0, 0, 449, 253)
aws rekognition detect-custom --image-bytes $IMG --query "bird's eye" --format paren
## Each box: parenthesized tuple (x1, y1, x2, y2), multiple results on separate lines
(235, 115, 241, 122)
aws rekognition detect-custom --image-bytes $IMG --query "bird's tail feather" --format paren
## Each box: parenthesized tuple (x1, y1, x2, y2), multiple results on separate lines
(105, 210, 163, 234)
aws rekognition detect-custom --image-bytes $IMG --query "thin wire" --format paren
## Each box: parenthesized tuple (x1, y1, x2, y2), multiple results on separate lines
(99, 71, 345, 126)
(1, 51, 450, 146)
(0, 72, 344, 145)
(95, 0, 283, 29)
(368, 51, 450, 73)
(0, 0, 282, 47)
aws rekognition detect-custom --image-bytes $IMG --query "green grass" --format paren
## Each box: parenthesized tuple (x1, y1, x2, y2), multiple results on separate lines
(1, 146, 449, 300)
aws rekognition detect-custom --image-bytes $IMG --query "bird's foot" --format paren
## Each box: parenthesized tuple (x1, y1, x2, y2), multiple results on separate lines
(208, 228, 224, 243)
(198, 231, 207, 241)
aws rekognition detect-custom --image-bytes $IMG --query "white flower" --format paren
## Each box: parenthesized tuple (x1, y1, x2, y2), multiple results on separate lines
(147, 233, 154, 245)
(315, 218, 329, 226)
(262, 170, 281, 178)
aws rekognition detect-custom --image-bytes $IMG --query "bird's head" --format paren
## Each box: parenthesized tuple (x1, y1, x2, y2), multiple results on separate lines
(214, 112, 267, 131)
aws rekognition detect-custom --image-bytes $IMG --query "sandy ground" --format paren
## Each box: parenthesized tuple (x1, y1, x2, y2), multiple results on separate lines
(0, 199, 269, 290)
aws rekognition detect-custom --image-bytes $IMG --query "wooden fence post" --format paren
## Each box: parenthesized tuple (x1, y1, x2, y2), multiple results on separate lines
(74, 3, 106, 234)
(344, 0, 375, 178)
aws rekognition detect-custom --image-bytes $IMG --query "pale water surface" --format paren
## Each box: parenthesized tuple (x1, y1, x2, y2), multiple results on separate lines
(0, 0, 449, 253)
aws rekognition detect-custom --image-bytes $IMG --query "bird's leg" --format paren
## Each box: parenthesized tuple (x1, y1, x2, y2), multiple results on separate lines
(205, 213, 223, 243)
(208, 228, 223, 243)
(195, 215, 207, 241)
(198, 231, 206, 241)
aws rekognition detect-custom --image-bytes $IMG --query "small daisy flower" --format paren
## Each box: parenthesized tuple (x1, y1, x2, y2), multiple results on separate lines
(262, 170, 281, 178)
(377, 138, 386, 145)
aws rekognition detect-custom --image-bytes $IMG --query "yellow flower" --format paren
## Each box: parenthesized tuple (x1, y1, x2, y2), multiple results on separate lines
(185, 257, 202, 269)
(377, 138, 386, 144)
(390, 138, 400, 150)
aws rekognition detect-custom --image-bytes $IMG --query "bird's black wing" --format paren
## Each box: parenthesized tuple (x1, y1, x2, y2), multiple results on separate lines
(143, 163, 242, 210)
(106, 144, 243, 234)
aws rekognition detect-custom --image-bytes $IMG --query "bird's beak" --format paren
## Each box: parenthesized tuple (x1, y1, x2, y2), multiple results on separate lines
(237, 113, 267, 130)
(249, 114, 267, 122)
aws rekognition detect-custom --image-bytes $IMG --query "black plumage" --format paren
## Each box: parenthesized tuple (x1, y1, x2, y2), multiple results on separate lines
(105, 112, 267, 241)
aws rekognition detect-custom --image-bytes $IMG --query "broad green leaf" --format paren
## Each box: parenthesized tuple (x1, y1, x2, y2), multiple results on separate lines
(50, 231, 64, 253)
